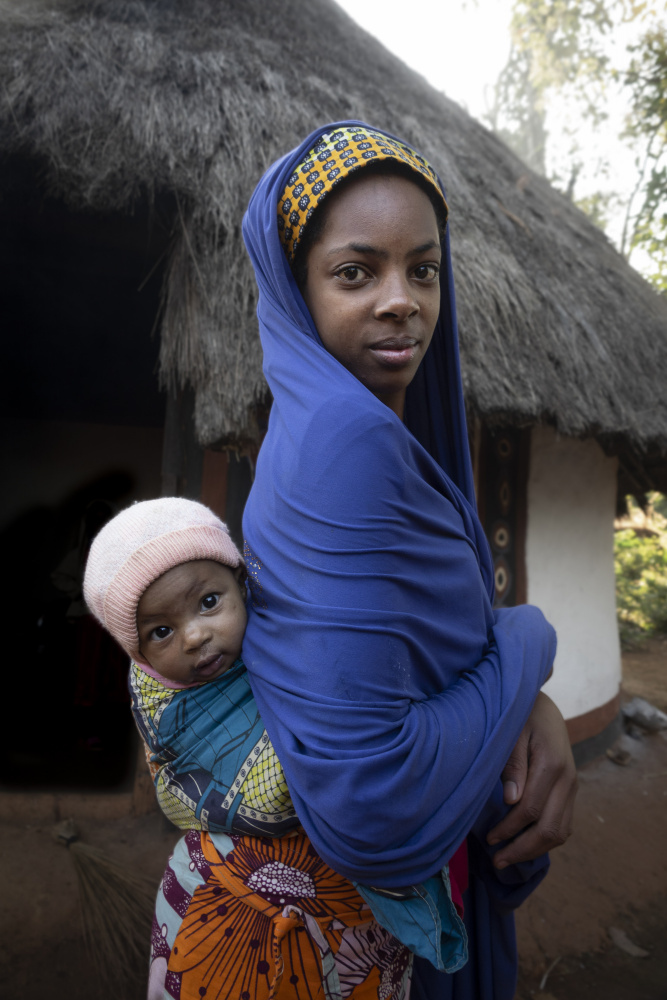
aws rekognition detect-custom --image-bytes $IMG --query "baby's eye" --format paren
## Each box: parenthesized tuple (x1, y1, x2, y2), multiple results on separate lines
(150, 626, 172, 642)
(201, 593, 220, 611)
(414, 263, 439, 281)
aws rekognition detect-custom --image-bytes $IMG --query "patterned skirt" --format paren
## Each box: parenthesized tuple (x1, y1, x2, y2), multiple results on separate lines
(149, 829, 412, 1000)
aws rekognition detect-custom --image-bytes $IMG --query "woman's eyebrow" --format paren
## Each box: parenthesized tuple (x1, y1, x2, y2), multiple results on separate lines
(326, 242, 385, 257)
(409, 239, 441, 255)
(326, 239, 441, 258)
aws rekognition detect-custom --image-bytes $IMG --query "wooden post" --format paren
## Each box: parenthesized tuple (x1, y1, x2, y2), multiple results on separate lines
(200, 448, 228, 520)
(224, 452, 253, 552)
(136, 396, 254, 812)
(132, 386, 206, 809)
(161, 387, 203, 499)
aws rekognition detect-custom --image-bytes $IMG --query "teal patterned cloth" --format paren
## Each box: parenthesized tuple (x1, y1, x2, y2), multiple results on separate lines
(129, 659, 299, 835)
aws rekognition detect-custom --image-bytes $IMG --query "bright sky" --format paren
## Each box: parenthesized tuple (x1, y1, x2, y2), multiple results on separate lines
(335, 0, 514, 121)
(334, 0, 658, 262)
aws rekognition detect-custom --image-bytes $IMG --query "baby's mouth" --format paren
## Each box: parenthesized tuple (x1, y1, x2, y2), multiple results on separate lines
(194, 652, 224, 678)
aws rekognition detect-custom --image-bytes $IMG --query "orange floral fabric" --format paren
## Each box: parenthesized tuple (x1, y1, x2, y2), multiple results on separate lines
(150, 829, 412, 1000)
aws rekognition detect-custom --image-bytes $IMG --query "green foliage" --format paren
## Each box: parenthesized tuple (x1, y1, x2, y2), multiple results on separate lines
(623, 24, 667, 290)
(630, 212, 667, 291)
(486, 0, 624, 168)
(487, 45, 548, 174)
(615, 496, 667, 646)
(653, 493, 667, 517)
(492, 0, 667, 292)
(509, 0, 615, 116)
(574, 190, 618, 231)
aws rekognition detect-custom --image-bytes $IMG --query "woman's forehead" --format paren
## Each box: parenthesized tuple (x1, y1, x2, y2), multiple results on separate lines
(314, 172, 441, 247)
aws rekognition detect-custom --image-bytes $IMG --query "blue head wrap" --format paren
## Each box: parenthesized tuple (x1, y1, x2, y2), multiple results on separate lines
(241, 122, 556, 888)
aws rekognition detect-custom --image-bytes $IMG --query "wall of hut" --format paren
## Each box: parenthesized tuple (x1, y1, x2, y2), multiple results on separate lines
(527, 427, 621, 735)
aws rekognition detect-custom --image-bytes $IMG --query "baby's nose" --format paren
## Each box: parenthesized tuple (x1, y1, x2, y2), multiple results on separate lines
(183, 619, 211, 650)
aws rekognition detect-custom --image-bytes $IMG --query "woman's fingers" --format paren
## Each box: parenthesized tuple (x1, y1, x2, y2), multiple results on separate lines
(487, 692, 577, 867)
(489, 756, 553, 848)
(500, 728, 530, 805)
(492, 770, 577, 869)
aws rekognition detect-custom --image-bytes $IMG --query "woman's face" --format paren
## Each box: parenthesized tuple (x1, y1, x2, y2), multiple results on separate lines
(302, 172, 442, 418)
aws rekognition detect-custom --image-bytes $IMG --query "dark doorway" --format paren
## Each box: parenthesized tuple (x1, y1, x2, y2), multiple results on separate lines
(1, 156, 174, 790)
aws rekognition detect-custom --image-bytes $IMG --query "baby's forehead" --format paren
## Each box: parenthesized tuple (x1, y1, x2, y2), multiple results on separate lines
(137, 559, 235, 617)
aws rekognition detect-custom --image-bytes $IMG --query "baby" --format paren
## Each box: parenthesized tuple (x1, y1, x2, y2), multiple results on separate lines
(84, 496, 468, 970)
(83, 496, 298, 835)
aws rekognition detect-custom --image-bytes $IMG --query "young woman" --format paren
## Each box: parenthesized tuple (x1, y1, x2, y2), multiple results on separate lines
(148, 123, 576, 1000)
(242, 123, 576, 998)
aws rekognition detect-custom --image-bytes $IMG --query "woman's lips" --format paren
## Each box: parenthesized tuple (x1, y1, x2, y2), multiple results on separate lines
(369, 339, 418, 366)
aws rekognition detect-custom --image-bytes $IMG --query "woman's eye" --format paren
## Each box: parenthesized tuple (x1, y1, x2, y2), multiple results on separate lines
(201, 593, 220, 611)
(414, 263, 439, 281)
(336, 266, 365, 282)
(150, 626, 172, 642)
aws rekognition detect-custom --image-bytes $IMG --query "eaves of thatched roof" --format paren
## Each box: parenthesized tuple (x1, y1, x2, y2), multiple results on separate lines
(1, 0, 666, 480)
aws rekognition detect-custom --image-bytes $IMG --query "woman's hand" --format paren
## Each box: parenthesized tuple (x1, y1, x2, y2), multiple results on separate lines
(487, 692, 577, 869)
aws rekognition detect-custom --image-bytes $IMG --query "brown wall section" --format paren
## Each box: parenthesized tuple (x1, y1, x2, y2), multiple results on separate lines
(566, 692, 621, 746)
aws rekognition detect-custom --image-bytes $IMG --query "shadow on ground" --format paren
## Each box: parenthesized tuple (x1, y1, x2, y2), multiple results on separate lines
(1, 640, 665, 999)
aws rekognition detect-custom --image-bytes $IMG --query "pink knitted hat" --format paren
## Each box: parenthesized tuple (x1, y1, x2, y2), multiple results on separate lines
(83, 497, 243, 662)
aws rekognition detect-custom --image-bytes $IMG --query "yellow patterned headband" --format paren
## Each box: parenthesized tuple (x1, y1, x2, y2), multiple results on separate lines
(278, 126, 448, 262)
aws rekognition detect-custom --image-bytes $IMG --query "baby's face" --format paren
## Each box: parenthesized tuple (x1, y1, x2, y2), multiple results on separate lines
(137, 559, 247, 685)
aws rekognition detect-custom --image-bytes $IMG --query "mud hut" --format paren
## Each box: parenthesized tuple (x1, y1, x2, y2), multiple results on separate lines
(1, 0, 666, 809)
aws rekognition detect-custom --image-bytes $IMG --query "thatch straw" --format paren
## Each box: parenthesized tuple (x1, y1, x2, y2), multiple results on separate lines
(55, 819, 156, 1000)
(1, 0, 666, 465)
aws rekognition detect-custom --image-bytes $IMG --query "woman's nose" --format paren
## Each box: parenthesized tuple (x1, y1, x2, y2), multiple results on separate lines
(374, 272, 419, 321)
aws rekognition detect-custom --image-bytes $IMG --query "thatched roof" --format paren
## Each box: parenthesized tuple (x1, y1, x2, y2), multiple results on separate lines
(1, 0, 666, 486)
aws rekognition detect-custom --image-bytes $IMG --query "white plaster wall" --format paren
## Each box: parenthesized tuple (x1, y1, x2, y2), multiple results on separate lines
(526, 426, 621, 720)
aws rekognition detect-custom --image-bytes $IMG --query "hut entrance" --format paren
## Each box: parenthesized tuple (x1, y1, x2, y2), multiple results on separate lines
(1, 156, 173, 793)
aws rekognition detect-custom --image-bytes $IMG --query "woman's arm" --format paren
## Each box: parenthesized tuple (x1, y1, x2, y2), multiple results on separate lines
(488, 692, 577, 868)
(244, 601, 556, 887)
(243, 405, 559, 886)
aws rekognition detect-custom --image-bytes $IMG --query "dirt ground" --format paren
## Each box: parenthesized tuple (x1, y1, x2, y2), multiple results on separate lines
(515, 635, 667, 1000)
(617, 636, 667, 714)
(1, 638, 665, 1000)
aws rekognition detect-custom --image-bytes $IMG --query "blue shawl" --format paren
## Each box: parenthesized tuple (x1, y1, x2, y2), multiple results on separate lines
(241, 121, 556, 891)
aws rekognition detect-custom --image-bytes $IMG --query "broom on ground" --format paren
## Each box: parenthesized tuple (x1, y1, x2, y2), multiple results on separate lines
(55, 818, 159, 1000)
